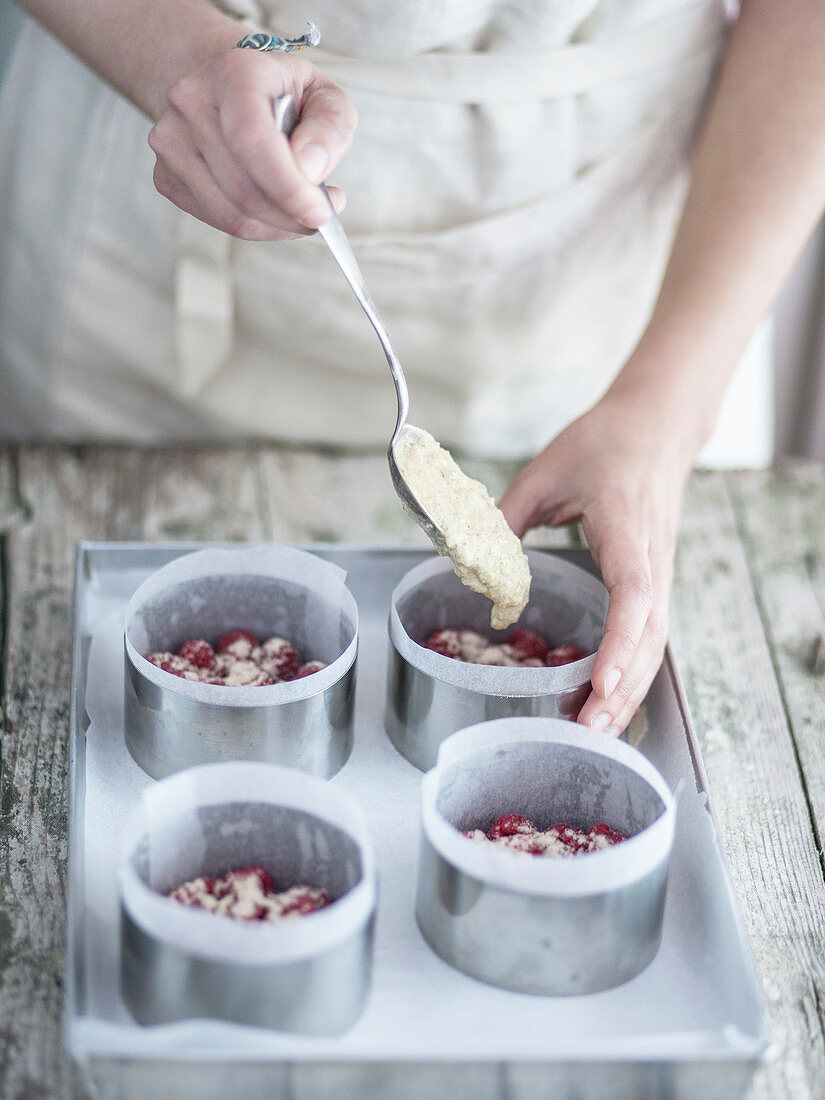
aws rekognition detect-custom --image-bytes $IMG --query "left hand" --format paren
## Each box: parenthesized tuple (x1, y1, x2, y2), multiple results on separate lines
(498, 389, 695, 735)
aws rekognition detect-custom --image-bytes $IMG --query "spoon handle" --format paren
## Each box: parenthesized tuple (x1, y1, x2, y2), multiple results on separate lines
(274, 94, 409, 438)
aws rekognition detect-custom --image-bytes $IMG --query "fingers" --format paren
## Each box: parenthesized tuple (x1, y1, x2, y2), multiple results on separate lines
(150, 51, 356, 237)
(151, 121, 304, 240)
(218, 56, 355, 229)
(587, 520, 655, 701)
(577, 525, 674, 735)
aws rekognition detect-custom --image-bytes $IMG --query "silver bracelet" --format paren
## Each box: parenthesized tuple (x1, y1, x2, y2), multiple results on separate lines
(235, 22, 320, 53)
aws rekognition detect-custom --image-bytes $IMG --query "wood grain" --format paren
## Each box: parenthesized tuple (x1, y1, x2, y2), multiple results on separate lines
(0, 446, 272, 1099)
(0, 446, 823, 1099)
(672, 469, 825, 1100)
(728, 462, 825, 853)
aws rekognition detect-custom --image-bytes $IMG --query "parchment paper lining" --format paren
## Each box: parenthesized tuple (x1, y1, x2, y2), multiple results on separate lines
(124, 546, 358, 706)
(390, 551, 608, 696)
(120, 762, 376, 965)
(71, 546, 769, 1065)
(421, 720, 675, 897)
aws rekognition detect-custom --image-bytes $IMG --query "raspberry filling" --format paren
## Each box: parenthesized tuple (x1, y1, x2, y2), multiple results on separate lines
(146, 628, 326, 686)
(168, 864, 331, 922)
(424, 628, 585, 668)
(464, 813, 625, 857)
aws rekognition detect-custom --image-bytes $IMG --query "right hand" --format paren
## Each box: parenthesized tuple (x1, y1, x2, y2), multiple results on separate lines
(148, 50, 357, 240)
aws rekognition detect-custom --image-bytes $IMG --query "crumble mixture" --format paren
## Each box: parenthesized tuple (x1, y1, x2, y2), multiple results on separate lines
(146, 628, 326, 686)
(464, 813, 625, 857)
(168, 865, 330, 922)
(393, 426, 531, 629)
(426, 627, 584, 668)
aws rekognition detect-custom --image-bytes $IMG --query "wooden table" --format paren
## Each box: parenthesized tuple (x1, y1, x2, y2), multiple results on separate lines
(0, 445, 823, 1099)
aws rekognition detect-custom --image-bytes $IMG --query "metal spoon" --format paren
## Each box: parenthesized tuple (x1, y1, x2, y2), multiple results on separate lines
(274, 94, 448, 554)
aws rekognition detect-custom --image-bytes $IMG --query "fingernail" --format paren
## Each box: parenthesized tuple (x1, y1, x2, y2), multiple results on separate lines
(300, 203, 331, 229)
(332, 192, 347, 214)
(590, 712, 612, 732)
(606, 726, 622, 739)
(603, 668, 621, 697)
(296, 143, 328, 183)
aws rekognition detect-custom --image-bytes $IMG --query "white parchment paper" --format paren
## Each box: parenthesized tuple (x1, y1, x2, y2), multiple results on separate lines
(421, 720, 675, 897)
(390, 551, 608, 695)
(125, 545, 358, 705)
(121, 762, 375, 965)
(71, 547, 767, 1064)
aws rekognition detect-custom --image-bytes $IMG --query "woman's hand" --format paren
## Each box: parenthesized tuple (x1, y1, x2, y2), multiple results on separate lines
(148, 50, 357, 240)
(498, 388, 696, 736)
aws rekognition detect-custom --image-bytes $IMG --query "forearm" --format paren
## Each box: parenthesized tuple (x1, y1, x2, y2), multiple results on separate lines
(609, 0, 825, 454)
(14, 0, 243, 119)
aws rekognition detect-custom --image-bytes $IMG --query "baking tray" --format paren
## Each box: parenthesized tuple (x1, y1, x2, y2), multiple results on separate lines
(65, 542, 771, 1100)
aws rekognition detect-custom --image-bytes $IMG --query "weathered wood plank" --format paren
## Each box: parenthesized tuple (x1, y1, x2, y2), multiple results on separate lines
(672, 469, 825, 1100)
(0, 445, 31, 535)
(259, 447, 425, 544)
(255, 449, 563, 547)
(0, 448, 129, 1100)
(2, 447, 822, 1099)
(727, 462, 825, 856)
(138, 446, 269, 543)
(0, 445, 273, 1100)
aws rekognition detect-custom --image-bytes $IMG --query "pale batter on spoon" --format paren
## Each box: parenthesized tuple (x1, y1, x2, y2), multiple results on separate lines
(393, 427, 531, 628)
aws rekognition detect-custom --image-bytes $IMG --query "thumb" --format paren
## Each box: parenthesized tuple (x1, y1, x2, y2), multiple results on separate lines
(498, 476, 536, 539)
(291, 78, 358, 184)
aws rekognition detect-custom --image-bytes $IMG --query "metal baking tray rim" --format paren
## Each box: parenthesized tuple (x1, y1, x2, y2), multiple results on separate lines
(64, 541, 772, 1072)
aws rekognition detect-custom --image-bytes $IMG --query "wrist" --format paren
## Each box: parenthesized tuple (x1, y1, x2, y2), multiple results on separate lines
(146, 15, 243, 119)
(603, 337, 722, 473)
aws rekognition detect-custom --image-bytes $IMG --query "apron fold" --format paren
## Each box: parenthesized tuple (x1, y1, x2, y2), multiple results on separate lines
(1, 0, 771, 464)
(308, 2, 726, 103)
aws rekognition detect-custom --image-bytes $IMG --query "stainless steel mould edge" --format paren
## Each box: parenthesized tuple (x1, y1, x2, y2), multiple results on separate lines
(120, 903, 375, 1034)
(124, 648, 356, 779)
(122, 544, 359, 779)
(385, 551, 608, 771)
(385, 643, 579, 771)
(118, 762, 377, 1035)
(415, 719, 676, 995)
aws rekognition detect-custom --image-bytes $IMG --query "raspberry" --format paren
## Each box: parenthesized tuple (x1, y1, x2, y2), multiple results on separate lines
(260, 637, 301, 681)
(588, 823, 625, 847)
(425, 629, 463, 659)
(217, 629, 259, 657)
(518, 838, 548, 856)
(147, 652, 192, 678)
(547, 823, 589, 853)
(488, 814, 536, 839)
(146, 651, 176, 671)
(296, 660, 326, 678)
(546, 643, 585, 666)
(168, 875, 217, 908)
(279, 886, 331, 917)
(229, 865, 275, 894)
(506, 629, 550, 662)
(177, 638, 216, 669)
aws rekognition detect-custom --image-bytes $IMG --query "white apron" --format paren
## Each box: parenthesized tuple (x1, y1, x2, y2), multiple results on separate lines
(0, 0, 772, 464)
